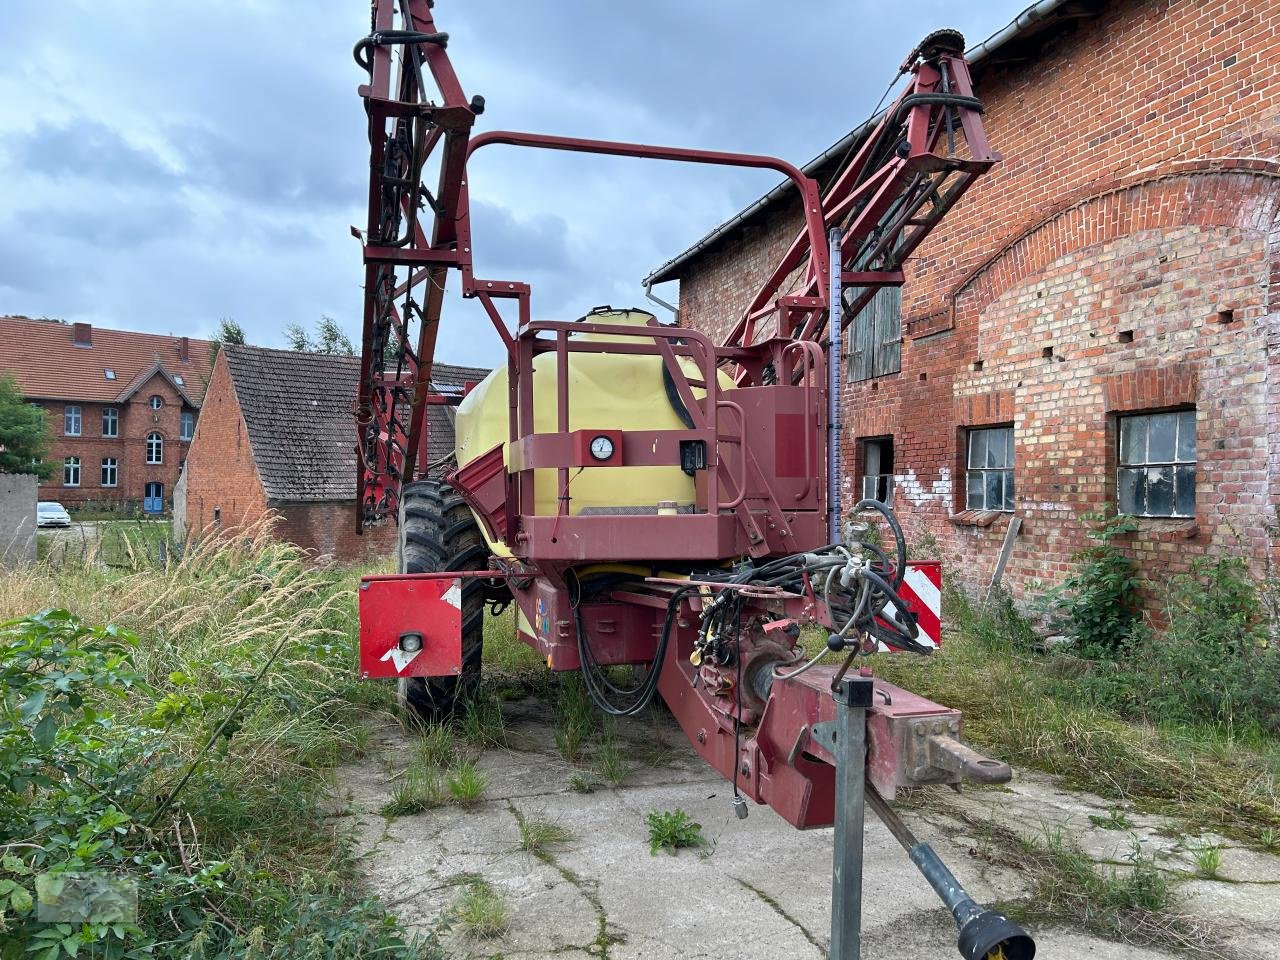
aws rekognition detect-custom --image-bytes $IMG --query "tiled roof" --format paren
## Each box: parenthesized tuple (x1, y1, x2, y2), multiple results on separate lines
(221, 343, 488, 501)
(0, 316, 213, 404)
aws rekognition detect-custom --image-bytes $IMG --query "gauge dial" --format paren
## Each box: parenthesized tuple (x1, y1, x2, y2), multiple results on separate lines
(589, 435, 615, 461)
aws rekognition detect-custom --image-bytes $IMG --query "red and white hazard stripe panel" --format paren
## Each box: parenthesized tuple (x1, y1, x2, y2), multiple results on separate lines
(881, 560, 942, 650)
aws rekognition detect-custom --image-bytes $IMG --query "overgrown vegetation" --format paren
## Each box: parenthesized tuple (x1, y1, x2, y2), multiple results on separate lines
(0, 524, 435, 959)
(1007, 829, 1211, 952)
(645, 809, 707, 856)
(1040, 509, 1141, 655)
(875, 580, 1280, 846)
(1033, 510, 1280, 734)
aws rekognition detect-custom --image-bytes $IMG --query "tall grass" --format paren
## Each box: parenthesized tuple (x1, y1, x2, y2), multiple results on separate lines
(1, 518, 434, 958)
(873, 588, 1280, 846)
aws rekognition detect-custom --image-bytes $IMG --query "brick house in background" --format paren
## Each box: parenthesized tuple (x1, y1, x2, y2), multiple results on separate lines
(183, 343, 486, 563)
(647, 0, 1280, 597)
(0, 317, 212, 513)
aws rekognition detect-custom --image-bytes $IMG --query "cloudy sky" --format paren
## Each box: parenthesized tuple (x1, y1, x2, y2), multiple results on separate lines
(0, 0, 1021, 368)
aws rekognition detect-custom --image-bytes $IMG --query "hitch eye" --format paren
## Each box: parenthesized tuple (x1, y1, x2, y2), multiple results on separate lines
(398, 632, 424, 653)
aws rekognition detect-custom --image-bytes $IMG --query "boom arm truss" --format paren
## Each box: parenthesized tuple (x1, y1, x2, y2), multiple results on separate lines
(354, 5, 996, 528)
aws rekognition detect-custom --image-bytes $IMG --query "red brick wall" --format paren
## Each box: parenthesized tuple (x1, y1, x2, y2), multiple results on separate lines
(37, 375, 197, 511)
(672, 0, 1280, 596)
(271, 501, 396, 564)
(183, 350, 270, 534)
(183, 350, 395, 564)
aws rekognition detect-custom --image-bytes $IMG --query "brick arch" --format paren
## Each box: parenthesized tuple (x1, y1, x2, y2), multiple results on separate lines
(948, 160, 1280, 326)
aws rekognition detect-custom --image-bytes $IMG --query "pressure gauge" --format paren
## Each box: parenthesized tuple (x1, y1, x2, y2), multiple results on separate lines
(589, 435, 615, 461)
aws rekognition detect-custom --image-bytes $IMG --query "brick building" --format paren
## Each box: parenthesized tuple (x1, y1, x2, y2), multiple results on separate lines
(0, 317, 213, 513)
(647, 0, 1280, 596)
(184, 343, 486, 563)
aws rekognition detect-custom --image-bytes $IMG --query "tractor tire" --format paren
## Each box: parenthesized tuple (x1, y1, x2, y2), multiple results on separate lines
(396, 479, 487, 721)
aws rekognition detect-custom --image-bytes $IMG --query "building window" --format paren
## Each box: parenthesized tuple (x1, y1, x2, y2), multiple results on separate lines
(102, 407, 119, 437)
(64, 405, 81, 436)
(149, 395, 164, 410)
(180, 410, 194, 441)
(860, 436, 895, 505)
(965, 426, 1014, 512)
(104, 368, 116, 381)
(1118, 410, 1196, 518)
(63, 457, 80, 487)
(146, 432, 163, 464)
(847, 286, 902, 382)
(101, 457, 117, 487)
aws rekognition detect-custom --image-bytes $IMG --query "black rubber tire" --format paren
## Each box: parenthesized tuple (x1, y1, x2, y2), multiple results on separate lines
(396, 479, 486, 721)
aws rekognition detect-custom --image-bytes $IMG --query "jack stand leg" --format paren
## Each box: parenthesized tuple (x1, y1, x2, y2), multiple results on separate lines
(813, 675, 875, 960)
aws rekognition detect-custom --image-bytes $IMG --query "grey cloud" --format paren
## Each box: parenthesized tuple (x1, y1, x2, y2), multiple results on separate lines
(468, 200, 572, 274)
(0, 0, 1021, 367)
(9, 120, 175, 187)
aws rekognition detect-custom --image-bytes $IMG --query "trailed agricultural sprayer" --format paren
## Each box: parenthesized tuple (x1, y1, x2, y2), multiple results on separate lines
(353, 3, 1032, 957)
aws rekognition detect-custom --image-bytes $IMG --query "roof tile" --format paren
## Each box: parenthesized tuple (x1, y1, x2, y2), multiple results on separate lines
(221, 344, 487, 501)
(0, 316, 213, 404)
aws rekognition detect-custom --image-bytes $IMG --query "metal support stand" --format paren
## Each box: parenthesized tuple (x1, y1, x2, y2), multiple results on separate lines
(812, 675, 874, 960)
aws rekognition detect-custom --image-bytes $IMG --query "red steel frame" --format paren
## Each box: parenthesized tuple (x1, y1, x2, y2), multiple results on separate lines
(354, 1, 1000, 829)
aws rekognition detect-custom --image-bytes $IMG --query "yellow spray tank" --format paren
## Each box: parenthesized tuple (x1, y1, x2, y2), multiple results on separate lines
(453, 308, 733, 556)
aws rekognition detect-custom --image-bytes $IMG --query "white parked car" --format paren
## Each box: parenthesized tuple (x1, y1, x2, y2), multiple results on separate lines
(36, 501, 72, 528)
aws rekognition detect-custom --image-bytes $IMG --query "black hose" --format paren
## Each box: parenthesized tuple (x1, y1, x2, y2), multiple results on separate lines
(851, 498, 906, 590)
(573, 573, 692, 717)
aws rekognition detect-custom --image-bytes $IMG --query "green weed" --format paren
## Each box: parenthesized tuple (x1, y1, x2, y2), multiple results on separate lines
(453, 878, 509, 939)
(1088, 807, 1134, 831)
(872, 584, 1280, 847)
(554, 674, 599, 763)
(646, 809, 707, 856)
(568, 773, 596, 793)
(416, 724, 456, 768)
(460, 690, 507, 748)
(517, 817, 572, 855)
(446, 760, 488, 805)
(382, 767, 445, 816)
(595, 724, 632, 787)
(1191, 842, 1224, 879)
(1038, 509, 1141, 655)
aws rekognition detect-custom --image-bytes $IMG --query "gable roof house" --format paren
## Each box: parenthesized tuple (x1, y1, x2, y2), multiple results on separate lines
(646, 0, 1280, 599)
(0, 317, 213, 513)
(182, 343, 486, 562)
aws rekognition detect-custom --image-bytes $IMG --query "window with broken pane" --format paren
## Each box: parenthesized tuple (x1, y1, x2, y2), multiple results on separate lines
(1117, 410, 1195, 518)
(965, 426, 1014, 511)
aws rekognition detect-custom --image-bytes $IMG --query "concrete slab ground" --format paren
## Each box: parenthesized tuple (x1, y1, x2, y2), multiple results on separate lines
(334, 696, 1280, 960)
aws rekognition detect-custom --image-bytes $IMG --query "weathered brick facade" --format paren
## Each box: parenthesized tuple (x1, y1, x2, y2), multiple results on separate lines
(662, 0, 1280, 596)
(183, 351, 270, 533)
(0, 318, 212, 513)
(34, 376, 196, 511)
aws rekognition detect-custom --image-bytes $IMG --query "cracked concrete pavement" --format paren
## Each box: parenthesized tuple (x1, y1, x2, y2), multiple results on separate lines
(333, 697, 1280, 959)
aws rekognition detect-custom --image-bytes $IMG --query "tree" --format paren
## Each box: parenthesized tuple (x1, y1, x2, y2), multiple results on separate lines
(0, 374, 52, 478)
(285, 316, 356, 356)
(213, 317, 246, 345)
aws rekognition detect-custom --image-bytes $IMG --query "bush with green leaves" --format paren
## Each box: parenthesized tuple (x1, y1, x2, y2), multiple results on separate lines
(1041, 509, 1141, 656)
(1142, 556, 1280, 731)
